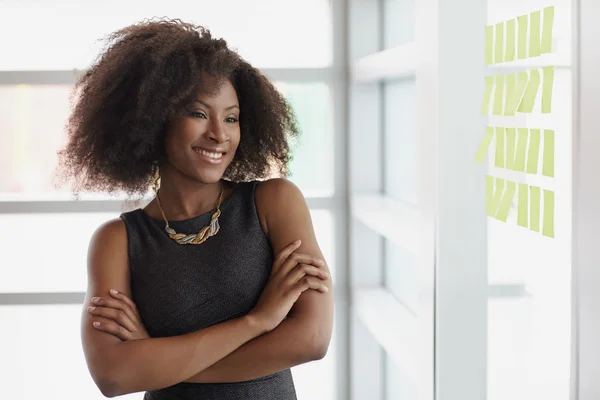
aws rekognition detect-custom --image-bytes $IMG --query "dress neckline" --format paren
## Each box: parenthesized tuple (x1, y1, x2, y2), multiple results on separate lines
(139, 181, 243, 224)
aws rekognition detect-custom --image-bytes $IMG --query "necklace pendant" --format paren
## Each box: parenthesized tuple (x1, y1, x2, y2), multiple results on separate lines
(177, 234, 199, 244)
(210, 216, 220, 234)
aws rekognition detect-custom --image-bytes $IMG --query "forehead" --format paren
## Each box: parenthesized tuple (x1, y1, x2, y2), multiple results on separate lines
(195, 73, 238, 103)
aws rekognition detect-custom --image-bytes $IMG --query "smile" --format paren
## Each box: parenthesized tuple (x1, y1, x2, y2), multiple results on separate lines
(192, 147, 225, 164)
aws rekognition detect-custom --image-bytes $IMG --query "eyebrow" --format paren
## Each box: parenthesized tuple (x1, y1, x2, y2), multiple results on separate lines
(194, 100, 239, 111)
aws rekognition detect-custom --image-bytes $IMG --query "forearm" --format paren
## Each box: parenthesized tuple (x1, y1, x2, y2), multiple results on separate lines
(103, 315, 265, 396)
(184, 316, 323, 383)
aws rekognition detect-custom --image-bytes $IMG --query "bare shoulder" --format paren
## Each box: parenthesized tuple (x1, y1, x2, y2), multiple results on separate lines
(93, 217, 127, 236)
(255, 178, 305, 207)
(89, 218, 128, 255)
(255, 178, 306, 233)
(254, 178, 312, 243)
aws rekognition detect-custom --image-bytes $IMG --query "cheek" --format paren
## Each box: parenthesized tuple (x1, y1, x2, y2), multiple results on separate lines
(164, 121, 197, 155)
(229, 132, 241, 156)
(163, 132, 183, 161)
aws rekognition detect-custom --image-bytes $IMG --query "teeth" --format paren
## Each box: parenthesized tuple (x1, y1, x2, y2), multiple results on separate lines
(193, 148, 223, 159)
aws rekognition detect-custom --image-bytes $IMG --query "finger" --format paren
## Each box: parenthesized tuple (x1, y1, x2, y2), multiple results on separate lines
(288, 264, 330, 284)
(88, 306, 137, 332)
(293, 276, 329, 294)
(90, 296, 137, 322)
(272, 240, 302, 271)
(278, 252, 326, 277)
(109, 289, 139, 314)
(92, 321, 132, 341)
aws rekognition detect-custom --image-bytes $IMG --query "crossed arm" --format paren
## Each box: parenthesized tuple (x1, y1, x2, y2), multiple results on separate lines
(81, 178, 334, 395)
(184, 178, 334, 383)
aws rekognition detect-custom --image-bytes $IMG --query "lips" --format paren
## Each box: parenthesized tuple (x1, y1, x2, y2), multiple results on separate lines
(192, 147, 226, 165)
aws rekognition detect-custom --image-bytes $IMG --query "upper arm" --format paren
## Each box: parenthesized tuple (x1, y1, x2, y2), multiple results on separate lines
(255, 179, 334, 355)
(81, 218, 131, 390)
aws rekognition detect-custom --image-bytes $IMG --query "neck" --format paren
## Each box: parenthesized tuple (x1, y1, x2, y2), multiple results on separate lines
(154, 164, 224, 220)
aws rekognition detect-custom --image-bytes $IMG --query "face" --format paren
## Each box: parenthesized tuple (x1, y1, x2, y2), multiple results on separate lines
(163, 77, 241, 184)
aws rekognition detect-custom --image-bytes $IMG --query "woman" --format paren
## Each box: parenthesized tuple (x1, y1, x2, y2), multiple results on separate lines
(57, 19, 334, 399)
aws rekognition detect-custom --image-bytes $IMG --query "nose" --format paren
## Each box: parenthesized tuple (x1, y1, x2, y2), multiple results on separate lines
(207, 119, 228, 144)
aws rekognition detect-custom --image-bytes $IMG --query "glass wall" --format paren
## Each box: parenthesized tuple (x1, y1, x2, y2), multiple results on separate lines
(486, 1, 572, 399)
(348, 0, 573, 399)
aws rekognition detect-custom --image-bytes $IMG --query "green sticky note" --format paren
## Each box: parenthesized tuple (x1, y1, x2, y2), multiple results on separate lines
(504, 73, 516, 112)
(486, 175, 504, 217)
(505, 19, 516, 62)
(495, 22, 505, 63)
(495, 127, 505, 168)
(541, 6, 555, 54)
(526, 129, 541, 174)
(496, 180, 516, 222)
(530, 10, 541, 57)
(505, 71, 528, 115)
(543, 129, 555, 177)
(518, 14, 528, 59)
(506, 128, 516, 170)
(518, 69, 540, 113)
(486, 25, 494, 64)
(542, 66, 555, 113)
(517, 183, 529, 227)
(514, 128, 528, 172)
(485, 175, 494, 215)
(475, 126, 494, 163)
(493, 74, 505, 115)
(543, 189, 555, 238)
(530, 186, 541, 232)
(481, 76, 494, 115)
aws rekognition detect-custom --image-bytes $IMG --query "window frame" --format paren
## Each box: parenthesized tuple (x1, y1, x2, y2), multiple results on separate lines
(571, 0, 600, 398)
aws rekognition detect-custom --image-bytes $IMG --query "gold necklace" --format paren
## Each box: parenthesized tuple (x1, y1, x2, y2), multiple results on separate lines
(155, 181, 224, 245)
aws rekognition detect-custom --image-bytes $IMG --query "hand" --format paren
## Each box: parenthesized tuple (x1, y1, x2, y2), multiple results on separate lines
(88, 289, 150, 341)
(248, 239, 330, 333)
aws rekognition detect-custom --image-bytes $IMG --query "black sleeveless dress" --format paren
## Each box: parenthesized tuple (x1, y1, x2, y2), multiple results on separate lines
(119, 180, 297, 400)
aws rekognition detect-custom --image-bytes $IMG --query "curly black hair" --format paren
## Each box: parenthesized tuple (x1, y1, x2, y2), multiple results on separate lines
(55, 18, 299, 197)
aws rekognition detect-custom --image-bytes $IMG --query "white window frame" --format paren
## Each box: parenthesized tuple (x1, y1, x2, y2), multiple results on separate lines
(571, 0, 600, 399)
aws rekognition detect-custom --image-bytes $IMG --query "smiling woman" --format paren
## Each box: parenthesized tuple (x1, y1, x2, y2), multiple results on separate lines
(53, 19, 334, 400)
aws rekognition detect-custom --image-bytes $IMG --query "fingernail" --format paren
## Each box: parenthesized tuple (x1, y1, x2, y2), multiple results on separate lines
(322, 286, 329, 292)
(88, 306, 96, 312)
(294, 239, 301, 245)
(93, 322, 101, 327)
(316, 259, 325, 266)
(110, 289, 118, 295)
(91, 297, 99, 303)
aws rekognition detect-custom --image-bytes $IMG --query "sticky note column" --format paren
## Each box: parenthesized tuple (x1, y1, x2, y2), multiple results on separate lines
(486, 25, 494, 64)
(478, 6, 556, 238)
(485, 180, 555, 238)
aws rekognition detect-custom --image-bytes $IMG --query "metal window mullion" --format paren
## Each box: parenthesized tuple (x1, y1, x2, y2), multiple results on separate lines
(572, 0, 600, 398)
(0, 196, 339, 214)
(0, 68, 335, 86)
(0, 284, 529, 306)
(332, 0, 350, 400)
(416, 0, 488, 400)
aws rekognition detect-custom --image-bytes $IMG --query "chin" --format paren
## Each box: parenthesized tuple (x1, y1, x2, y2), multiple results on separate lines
(192, 167, 228, 184)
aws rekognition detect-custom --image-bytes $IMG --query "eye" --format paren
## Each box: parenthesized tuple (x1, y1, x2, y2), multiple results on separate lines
(225, 117, 239, 123)
(190, 111, 207, 119)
